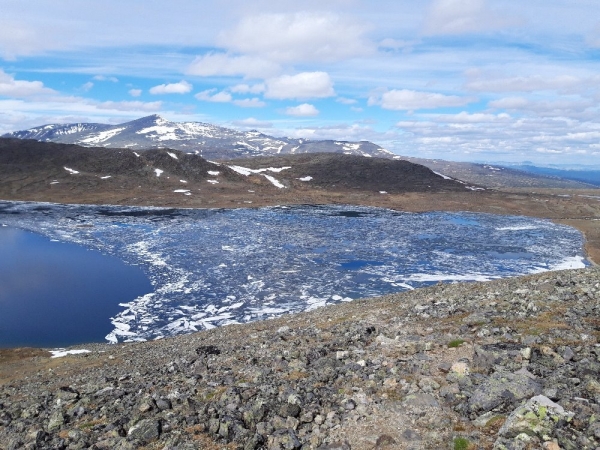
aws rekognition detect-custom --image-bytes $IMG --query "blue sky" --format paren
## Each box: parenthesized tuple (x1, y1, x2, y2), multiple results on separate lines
(1, 0, 600, 166)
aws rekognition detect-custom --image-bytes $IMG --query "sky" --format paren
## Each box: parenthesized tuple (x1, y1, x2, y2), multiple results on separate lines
(1, 0, 600, 166)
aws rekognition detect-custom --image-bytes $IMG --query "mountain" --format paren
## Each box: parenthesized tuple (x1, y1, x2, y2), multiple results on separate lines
(0, 138, 470, 206)
(504, 164, 600, 187)
(402, 156, 597, 189)
(2, 115, 394, 160)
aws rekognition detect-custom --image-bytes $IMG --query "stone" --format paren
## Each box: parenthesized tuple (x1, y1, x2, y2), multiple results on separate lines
(468, 371, 542, 414)
(495, 395, 574, 445)
(127, 419, 160, 444)
(47, 410, 65, 432)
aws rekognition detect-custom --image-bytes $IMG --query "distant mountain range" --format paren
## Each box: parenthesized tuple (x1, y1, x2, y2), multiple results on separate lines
(2, 115, 393, 160)
(403, 156, 599, 190)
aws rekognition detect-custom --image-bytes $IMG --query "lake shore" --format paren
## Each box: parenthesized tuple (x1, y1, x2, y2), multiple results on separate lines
(1, 179, 600, 448)
(1, 266, 599, 449)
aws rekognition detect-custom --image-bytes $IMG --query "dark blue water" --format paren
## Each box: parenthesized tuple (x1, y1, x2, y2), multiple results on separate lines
(0, 227, 152, 348)
(0, 202, 589, 345)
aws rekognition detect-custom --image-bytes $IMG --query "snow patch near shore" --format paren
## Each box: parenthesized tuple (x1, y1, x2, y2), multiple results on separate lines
(50, 349, 91, 358)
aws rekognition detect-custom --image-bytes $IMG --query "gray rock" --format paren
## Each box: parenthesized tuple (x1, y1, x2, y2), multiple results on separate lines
(494, 395, 574, 448)
(127, 418, 160, 444)
(468, 371, 542, 414)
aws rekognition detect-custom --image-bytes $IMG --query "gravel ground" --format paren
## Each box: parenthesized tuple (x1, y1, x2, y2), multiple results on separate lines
(1, 267, 600, 449)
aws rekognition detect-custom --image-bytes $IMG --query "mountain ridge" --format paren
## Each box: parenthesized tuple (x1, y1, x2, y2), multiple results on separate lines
(2, 115, 394, 160)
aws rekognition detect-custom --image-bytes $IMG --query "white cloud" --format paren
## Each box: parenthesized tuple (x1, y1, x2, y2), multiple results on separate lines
(424, 0, 519, 35)
(232, 117, 272, 128)
(149, 80, 192, 95)
(488, 96, 529, 109)
(80, 82, 94, 92)
(379, 38, 416, 52)
(0, 70, 56, 97)
(128, 89, 142, 97)
(489, 96, 595, 117)
(433, 112, 512, 123)
(466, 75, 581, 93)
(218, 12, 372, 64)
(93, 75, 119, 82)
(195, 89, 232, 103)
(586, 23, 600, 47)
(233, 98, 266, 108)
(0, 21, 50, 59)
(230, 83, 265, 94)
(96, 100, 162, 112)
(369, 89, 475, 111)
(285, 104, 319, 117)
(186, 53, 280, 79)
(336, 97, 357, 105)
(265, 72, 335, 100)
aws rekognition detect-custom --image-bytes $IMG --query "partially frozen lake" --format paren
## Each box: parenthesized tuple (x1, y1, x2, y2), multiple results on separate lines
(0, 201, 588, 345)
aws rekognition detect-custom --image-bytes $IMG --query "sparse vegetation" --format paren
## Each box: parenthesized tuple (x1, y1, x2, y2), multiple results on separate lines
(453, 436, 471, 450)
(448, 338, 465, 348)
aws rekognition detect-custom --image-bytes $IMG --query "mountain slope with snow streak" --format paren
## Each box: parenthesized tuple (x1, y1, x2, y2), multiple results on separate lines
(3, 115, 394, 160)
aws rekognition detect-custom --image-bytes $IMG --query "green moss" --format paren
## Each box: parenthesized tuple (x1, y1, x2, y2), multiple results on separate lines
(448, 339, 465, 348)
(537, 406, 547, 420)
(453, 437, 470, 450)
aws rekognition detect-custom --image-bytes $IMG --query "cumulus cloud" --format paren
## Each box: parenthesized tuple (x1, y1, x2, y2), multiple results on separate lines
(285, 104, 319, 117)
(0, 70, 56, 97)
(149, 80, 192, 95)
(186, 53, 280, 79)
(128, 89, 142, 97)
(230, 83, 265, 94)
(195, 89, 233, 103)
(233, 98, 266, 108)
(424, 0, 519, 35)
(218, 12, 372, 63)
(369, 89, 475, 111)
(265, 72, 335, 100)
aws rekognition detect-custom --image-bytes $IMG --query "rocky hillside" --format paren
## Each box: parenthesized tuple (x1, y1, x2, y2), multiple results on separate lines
(2, 115, 393, 160)
(0, 138, 469, 205)
(1, 267, 599, 449)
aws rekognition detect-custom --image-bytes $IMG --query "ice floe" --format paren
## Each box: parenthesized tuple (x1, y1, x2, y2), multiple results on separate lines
(154, 168, 163, 177)
(64, 167, 79, 175)
(0, 202, 589, 344)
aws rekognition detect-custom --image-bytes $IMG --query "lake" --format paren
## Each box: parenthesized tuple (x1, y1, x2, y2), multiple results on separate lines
(0, 226, 152, 348)
(0, 201, 589, 346)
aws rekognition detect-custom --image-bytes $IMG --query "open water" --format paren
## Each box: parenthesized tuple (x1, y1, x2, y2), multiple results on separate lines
(0, 201, 589, 346)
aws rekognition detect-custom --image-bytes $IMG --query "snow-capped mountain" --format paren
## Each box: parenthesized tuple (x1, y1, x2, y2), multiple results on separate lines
(3, 115, 394, 160)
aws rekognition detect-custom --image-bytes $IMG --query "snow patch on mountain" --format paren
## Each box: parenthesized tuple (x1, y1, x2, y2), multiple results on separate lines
(3, 115, 394, 160)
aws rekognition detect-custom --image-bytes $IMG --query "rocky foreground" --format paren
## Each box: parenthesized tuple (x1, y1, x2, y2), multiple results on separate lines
(1, 267, 600, 450)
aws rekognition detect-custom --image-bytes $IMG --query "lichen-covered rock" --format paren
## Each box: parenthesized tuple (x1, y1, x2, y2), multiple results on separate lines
(493, 395, 574, 449)
(468, 371, 542, 414)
